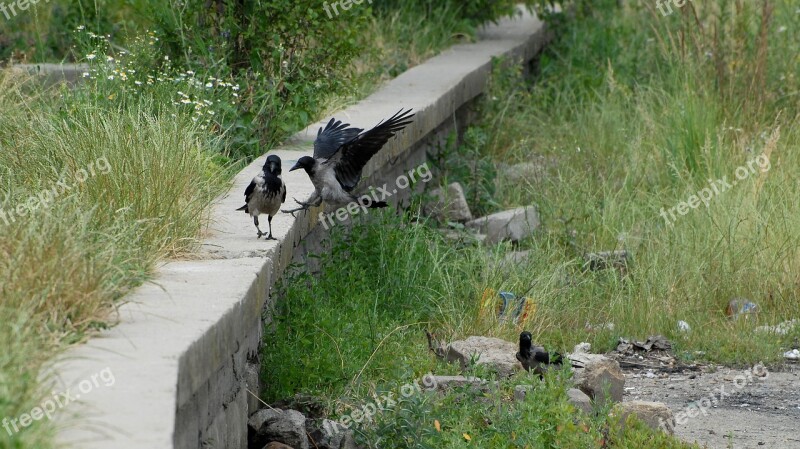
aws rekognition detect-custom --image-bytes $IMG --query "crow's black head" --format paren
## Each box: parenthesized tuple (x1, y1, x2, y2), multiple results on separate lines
(264, 155, 282, 176)
(519, 331, 532, 351)
(289, 156, 315, 175)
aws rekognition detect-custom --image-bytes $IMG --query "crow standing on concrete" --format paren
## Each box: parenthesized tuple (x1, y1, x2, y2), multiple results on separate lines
(237, 155, 286, 240)
(282, 109, 415, 215)
(516, 331, 564, 377)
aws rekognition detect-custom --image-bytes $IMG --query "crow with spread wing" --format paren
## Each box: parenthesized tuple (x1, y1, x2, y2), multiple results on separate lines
(282, 109, 414, 215)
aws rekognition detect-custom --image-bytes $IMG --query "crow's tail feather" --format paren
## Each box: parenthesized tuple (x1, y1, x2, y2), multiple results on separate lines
(236, 205, 248, 212)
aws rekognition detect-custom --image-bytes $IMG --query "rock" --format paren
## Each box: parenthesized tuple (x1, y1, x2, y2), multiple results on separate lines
(263, 443, 294, 449)
(441, 229, 487, 244)
(513, 385, 533, 402)
(499, 162, 546, 184)
(495, 251, 532, 270)
(569, 353, 625, 406)
(446, 336, 523, 378)
(615, 401, 675, 434)
(249, 409, 309, 449)
(677, 320, 691, 332)
(572, 342, 592, 354)
(308, 419, 356, 449)
(424, 182, 473, 222)
(755, 319, 799, 335)
(567, 388, 593, 414)
(615, 335, 672, 354)
(583, 251, 629, 272)
(465, 206, 539, 244)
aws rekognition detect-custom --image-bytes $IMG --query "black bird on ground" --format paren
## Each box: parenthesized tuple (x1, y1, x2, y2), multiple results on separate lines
(516, 331, 564, 377)
(237, 154, 286, 240)
(281, 109, 415, 215)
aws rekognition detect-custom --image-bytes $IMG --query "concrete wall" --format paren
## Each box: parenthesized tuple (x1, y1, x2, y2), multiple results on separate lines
(50, 9, 550, 449)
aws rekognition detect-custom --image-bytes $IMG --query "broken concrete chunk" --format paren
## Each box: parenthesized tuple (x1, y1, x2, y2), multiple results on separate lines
(569, 353, 625, 406)
(567, 388, 593, 415)
(465, 206, 539, 244)
(615, 401, 675, 434)
(446, 336, 523, 378)
(307, 419, 356, 449)
(424, 182, 473, 222)
(249, 409, 309, 449)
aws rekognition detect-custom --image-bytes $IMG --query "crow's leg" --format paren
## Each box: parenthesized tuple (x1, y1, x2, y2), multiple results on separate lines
(253, 216, 265, 238)
(264, 215, 277, 240)
(281, 193, 322, 216)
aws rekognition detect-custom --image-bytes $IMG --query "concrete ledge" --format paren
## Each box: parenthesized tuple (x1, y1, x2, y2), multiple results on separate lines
(12, 63, 89, 86)
(51, 8, 549, 449)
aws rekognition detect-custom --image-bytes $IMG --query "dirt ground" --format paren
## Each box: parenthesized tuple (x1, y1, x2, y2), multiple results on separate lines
(623, 364, 800, 448)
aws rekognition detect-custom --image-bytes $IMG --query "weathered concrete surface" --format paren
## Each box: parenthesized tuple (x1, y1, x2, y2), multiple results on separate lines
(51, 8, 550, 449)
(12, 63, 89, 86)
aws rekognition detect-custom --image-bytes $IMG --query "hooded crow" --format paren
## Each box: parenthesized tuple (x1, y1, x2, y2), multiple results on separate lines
(281, 109, 415, 214)
(516, 331, 564, 377)
(237, 154, 286, 240)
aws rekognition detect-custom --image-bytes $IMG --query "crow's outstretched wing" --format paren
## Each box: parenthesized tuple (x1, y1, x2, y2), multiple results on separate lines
(313, 118, 363, 160)
(331, 109, 415, 192)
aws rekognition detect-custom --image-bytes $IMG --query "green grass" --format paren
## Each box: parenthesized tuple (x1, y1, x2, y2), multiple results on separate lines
(263, 212, 694, 448)
(263, 1, 799, 447)
(464, 0, 800, 365)
(0, 70, 225, 449)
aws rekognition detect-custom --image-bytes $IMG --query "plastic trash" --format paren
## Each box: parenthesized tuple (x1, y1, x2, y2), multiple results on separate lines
(480, 288, 535, 324)
(678, 320, 691, 332)
(726, 298, 758, 320)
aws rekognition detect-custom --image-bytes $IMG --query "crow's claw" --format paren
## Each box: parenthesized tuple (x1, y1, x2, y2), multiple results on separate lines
(264, 235, 277, 241)
(281, 198, 311, 216)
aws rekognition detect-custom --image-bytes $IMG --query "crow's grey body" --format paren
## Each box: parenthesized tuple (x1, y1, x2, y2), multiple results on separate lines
(282, 109, 415, 214)
(238, 155, 286, 239)
(304, 162, 356, 208)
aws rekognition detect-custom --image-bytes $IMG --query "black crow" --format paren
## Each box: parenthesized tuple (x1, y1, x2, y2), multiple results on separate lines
(237, 154, 286, 240)
(281, 109, 415, 214)
(516, 331, 564, 377)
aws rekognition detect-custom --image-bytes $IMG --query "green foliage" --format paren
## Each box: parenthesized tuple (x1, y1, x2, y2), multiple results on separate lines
(434, 127, 498, 217)
(261, 213, 454, 401)
(0, 69, 224, 449)
(136, 0, 369, 155)
(371, 0, 521, 27)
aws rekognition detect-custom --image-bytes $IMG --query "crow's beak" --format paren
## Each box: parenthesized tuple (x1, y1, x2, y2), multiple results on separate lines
(289, 162, 302, 172)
